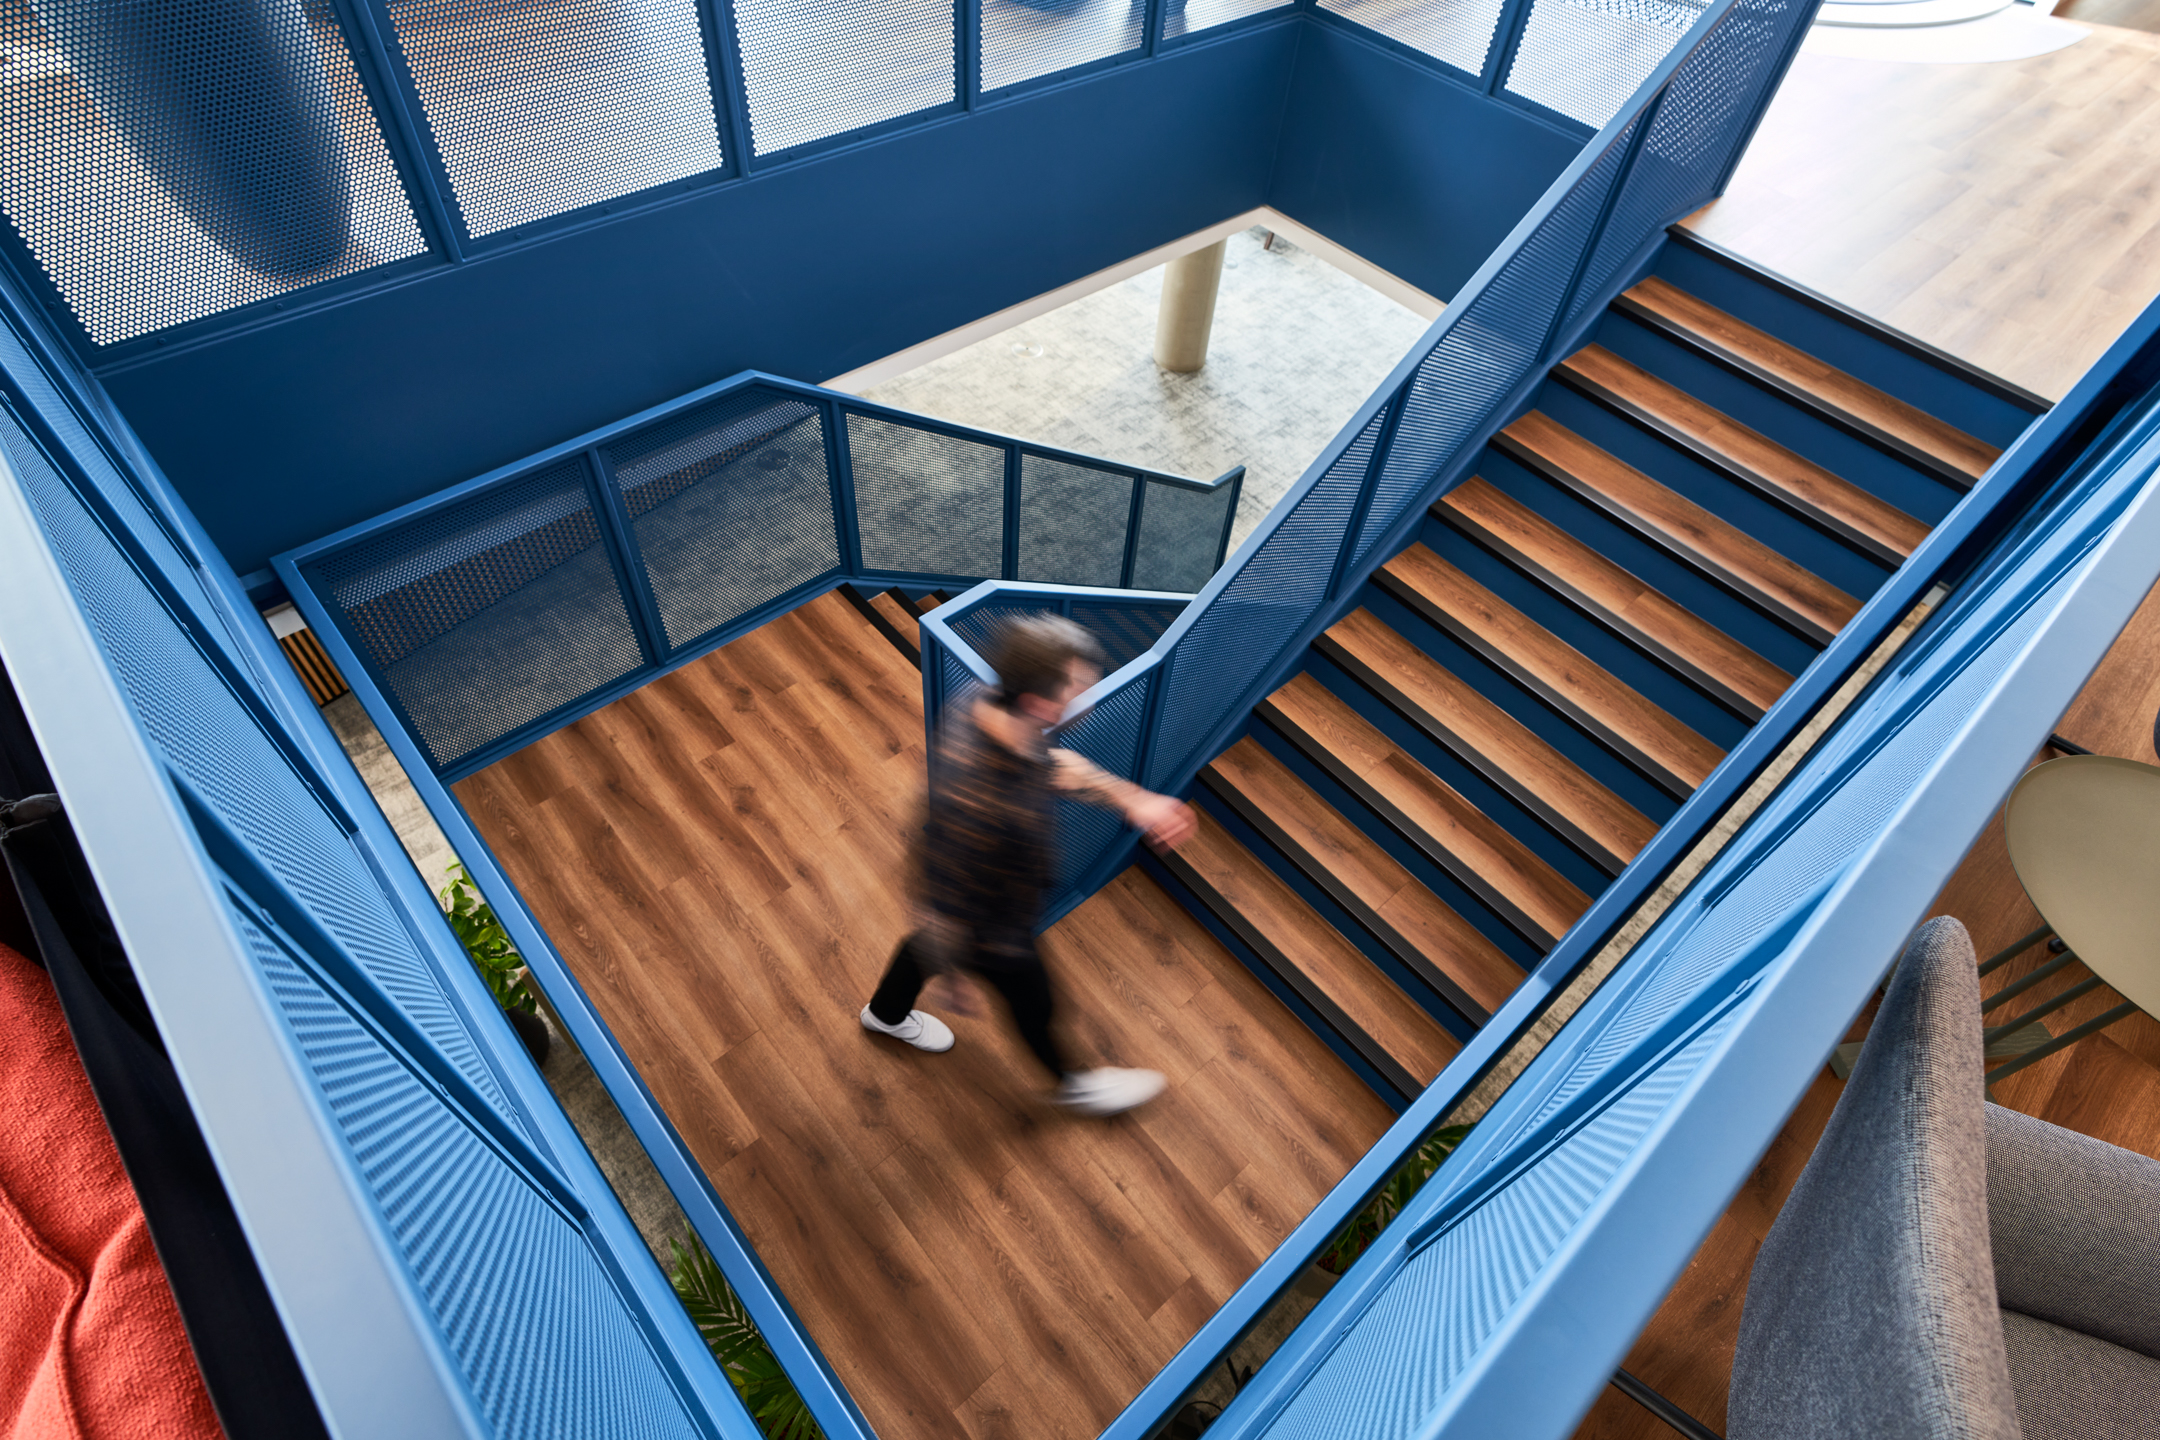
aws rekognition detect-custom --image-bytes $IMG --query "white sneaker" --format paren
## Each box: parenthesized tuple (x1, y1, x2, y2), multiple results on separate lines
(1053, 1067, 1167, 1117)
(859, 1005, 954, 1053)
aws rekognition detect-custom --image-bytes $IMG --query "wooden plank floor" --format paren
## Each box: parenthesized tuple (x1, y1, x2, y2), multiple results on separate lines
(453, 590, 1394, 1440)
(1684, 20, 2160, 402)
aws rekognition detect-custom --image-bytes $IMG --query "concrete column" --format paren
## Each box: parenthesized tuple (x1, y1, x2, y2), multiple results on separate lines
(1154, 239, 1227, 373)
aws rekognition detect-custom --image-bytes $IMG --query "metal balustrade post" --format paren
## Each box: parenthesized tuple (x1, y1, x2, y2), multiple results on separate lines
(1119, 473, 1147, 587)
(329, 0, 467, 260)
(701, 0, 757, 175)
(1324, 393, 1406, 601)
(1002, 445, 1023, 580)
(823, 399, 865, 575)
(959, 0, 983, 109)
(1479, 0, 1542, 96)
(583, 447, 671, 666)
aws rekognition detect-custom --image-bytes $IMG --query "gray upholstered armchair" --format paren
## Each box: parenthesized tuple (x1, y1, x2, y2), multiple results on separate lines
(1729, 916, 2160, 1439)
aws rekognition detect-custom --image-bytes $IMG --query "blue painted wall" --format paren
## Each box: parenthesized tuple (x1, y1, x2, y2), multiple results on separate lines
(97, 15, 1583, 575)
(1267, 20, 1581, 303)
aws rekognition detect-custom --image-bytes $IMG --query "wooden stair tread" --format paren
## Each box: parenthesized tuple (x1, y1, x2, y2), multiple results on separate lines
(1258, 673, 1590, 950)
(1375, 545, 1724, 798)
(1437, 476, 1792, 720)
(1557, 344, 1930, 564)
(1167, 810, 1460, 1089)
(1619, 276, 1999, 486)
(871, 590, 923, 647)
(1204, 737, 1525, 1017)
(1498, 412, 1860, 646)
(1317, 606, 1657, 872)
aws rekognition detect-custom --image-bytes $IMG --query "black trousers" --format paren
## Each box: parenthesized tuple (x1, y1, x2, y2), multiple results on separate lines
(869, 932, 1070, 1080)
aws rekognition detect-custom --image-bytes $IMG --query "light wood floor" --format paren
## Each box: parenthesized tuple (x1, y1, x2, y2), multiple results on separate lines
(454, 591, 1394, 1440)
(1685, 20, 2160, 402)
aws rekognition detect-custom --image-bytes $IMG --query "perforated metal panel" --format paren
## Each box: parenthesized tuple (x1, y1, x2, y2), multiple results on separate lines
(602, 388, 838, 650)
(1053, 672, 1152, 887)
(1317, 0, 1508, 76)
(1164, 0, 1294, 40)
(1, 402, 521, 1120)
(1505, 0, 1711, 130)
(1067, 598, 1184, 673)
(1017, 454, 1133, 587)
(1147, 445, 1368, 788)
(732, 0, 955, 156)
(1351, 121, 1636, 568)
(981, 0, 1142, 94)
(0, 0, 426, 344)
(310, 458, 647, 770)
(383, 0, 725, 238)
(1130, 479, 1233, 593)
(236, 913, 701, 1439)
(849, 413, 1006, 578)
(1561, 0, 1790, 332)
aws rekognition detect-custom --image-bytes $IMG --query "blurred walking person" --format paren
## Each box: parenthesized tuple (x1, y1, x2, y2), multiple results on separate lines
(859, 614, 1196, 1117)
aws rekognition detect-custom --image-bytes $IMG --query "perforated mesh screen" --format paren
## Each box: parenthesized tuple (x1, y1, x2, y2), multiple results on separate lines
(237, 916, 700, 1439)
(1505, 0, 1710, 130)
(2, 402, 522, 1119)
(849, 413, 1006, 578)
(981, 0, 1142, 94)
(1165, 0, 1295, 40)
(311, 458, 645, 769)
(1318, 0, 1509, 75)
(1147, 446, 1369, 788)
(1068, 598, 1184, 673)
(732, 0, 955, 156)
(603, 387, 837, 650)
(0, 0, 426, 344)
(383, 0, 724, 238)
(1018, 454, 1133, 587)
(1351, 122, 1635, 568)
(1130, 479, 1233, 593)
(1054, 673, 1151, 887)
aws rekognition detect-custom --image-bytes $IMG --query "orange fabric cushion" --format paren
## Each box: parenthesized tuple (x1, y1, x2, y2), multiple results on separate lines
(0, 940, 222, 1440)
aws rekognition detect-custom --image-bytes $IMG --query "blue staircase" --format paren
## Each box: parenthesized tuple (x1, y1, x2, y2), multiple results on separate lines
(1143, 228, 2047, 1109)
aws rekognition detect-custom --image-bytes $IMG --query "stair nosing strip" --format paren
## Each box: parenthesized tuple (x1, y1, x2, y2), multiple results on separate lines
(1369, 565, 1705, 802)
(1550, 359, 1911, 567)
(1611, 291, 1981, 492)
(1199, 766, 1498, 1025)
(1432, 490, 1774, 722)
(1155, 844, 1429, 1098)
(1312, 631, 1635, 876)
(1255, 697, 1566, 953)
(1665, 227, 2052, 416)
(1491, 428, 1842, 647)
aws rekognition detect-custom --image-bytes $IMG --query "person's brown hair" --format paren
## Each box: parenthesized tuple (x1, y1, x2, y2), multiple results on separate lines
(988, 614, 1106, 707)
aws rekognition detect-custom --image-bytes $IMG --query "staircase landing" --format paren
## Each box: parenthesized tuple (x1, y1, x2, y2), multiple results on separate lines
(453, 589, 1394, 1440)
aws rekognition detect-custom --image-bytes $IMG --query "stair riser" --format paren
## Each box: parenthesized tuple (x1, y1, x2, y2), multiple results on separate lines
(1534, 381, 1894, 601)
(1470, 452, 1823, 676)
(1192, 782, 1488, 1031)
(1413, 517, 1758, 743)
(1653, 241, 2037, 450)
(1139, 853, 1415, 1112)
(1338, 593, 1680, 830)
(1427, 502, 1771, 723)
(1591, 312, 1963, 524)
(1313, 631, 1633, 878)
(1548, 364, 1909, 569)
(1242, 717, 1548, 972)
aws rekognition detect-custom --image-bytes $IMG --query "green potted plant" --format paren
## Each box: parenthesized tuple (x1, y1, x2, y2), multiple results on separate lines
(438, 863, 549, 1067)
(670, 1233, 823, 1440)
(1314, 1123, 1470, 1275)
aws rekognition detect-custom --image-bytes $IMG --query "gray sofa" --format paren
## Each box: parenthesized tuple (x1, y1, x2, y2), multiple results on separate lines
(1728, 916, 2160, 1439)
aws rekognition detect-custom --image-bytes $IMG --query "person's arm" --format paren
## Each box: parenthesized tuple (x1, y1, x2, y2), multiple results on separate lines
(1050, 748, 1197, 850)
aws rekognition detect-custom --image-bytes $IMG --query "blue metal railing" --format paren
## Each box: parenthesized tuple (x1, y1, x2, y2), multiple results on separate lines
(925, 0, 1822, 934)
(277, 371, 1239, 783)
(1204, 325, 2160, 1440)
